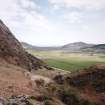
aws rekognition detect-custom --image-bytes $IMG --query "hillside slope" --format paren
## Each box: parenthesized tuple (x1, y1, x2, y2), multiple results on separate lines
(0, 20, 47, 71)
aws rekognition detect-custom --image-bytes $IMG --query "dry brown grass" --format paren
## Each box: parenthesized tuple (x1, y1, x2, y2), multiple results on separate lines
(0, 61, 37, 97)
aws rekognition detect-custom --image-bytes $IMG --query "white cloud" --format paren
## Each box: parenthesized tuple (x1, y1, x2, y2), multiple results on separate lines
(23, 11, 53, 31)
(68, 0, 105, 9)
(48, 0, 64, 5)
(64, 12, 83, 23)
(19, 0, 40, 9)
(0, 0, 55, 43)
(49, 0, 105, 24)
(52, 4, 60, 10)
(0, 0, 105, 46)
(48, 0, 105, 9)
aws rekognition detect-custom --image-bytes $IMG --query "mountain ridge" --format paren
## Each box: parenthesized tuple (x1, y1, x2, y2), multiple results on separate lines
(21, 41, 105, 53)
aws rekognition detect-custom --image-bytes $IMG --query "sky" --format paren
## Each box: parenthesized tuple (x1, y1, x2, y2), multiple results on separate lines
(0, 0, 105, 46)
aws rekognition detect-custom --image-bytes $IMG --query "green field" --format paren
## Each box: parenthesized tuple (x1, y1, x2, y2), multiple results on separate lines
(28, 50, 105, 71)
(45, 59, 101, 71)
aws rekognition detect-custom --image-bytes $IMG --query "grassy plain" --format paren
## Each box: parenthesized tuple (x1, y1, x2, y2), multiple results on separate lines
(28, 50, 105, 71)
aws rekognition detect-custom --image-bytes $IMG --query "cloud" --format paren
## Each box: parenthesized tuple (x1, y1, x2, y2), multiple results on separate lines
(49, 0, 105, 24)
(19, 0, 38, 9)
(0, 0, 105, 46)
(48, 0, 64, 5)
(64, 11, 83, 23)
(48, 0, 105, 9)
(65, 0, 105, 9)
(0, 0, 55, 42)
(0, 0, 48, 25)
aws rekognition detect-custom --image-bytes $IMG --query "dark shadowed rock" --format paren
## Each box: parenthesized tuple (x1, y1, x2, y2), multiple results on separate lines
(65, 64, 105, 92)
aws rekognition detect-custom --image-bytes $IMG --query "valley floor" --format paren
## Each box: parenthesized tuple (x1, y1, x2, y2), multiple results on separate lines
(28, 50, 105, 71)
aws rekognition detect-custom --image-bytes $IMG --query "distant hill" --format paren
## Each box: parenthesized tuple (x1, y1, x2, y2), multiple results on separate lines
(21, 42, 61, 51)
(21, 42, 94, 50)
(92, 44, 105, 49)
(21, 41, 105, 53)
(82, 44, 105, 53)
(62, 42, 95, 51)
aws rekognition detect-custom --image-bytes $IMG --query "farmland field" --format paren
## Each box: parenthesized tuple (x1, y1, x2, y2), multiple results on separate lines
(28, 50, 105, 71)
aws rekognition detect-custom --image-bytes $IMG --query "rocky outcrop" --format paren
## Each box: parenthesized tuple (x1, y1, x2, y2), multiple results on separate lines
(54, 64, 105, 93)
(0, 95, 65, 105)
(53, 64, 105, 105)
(65, 64, 105, 92)
(0, 20, 47, 71)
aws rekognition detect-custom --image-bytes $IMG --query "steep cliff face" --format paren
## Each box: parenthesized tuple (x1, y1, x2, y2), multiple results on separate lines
(0, 20, 46, 71)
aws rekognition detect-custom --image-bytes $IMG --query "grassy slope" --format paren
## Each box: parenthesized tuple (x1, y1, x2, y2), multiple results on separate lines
(28, 50, 105, 71)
